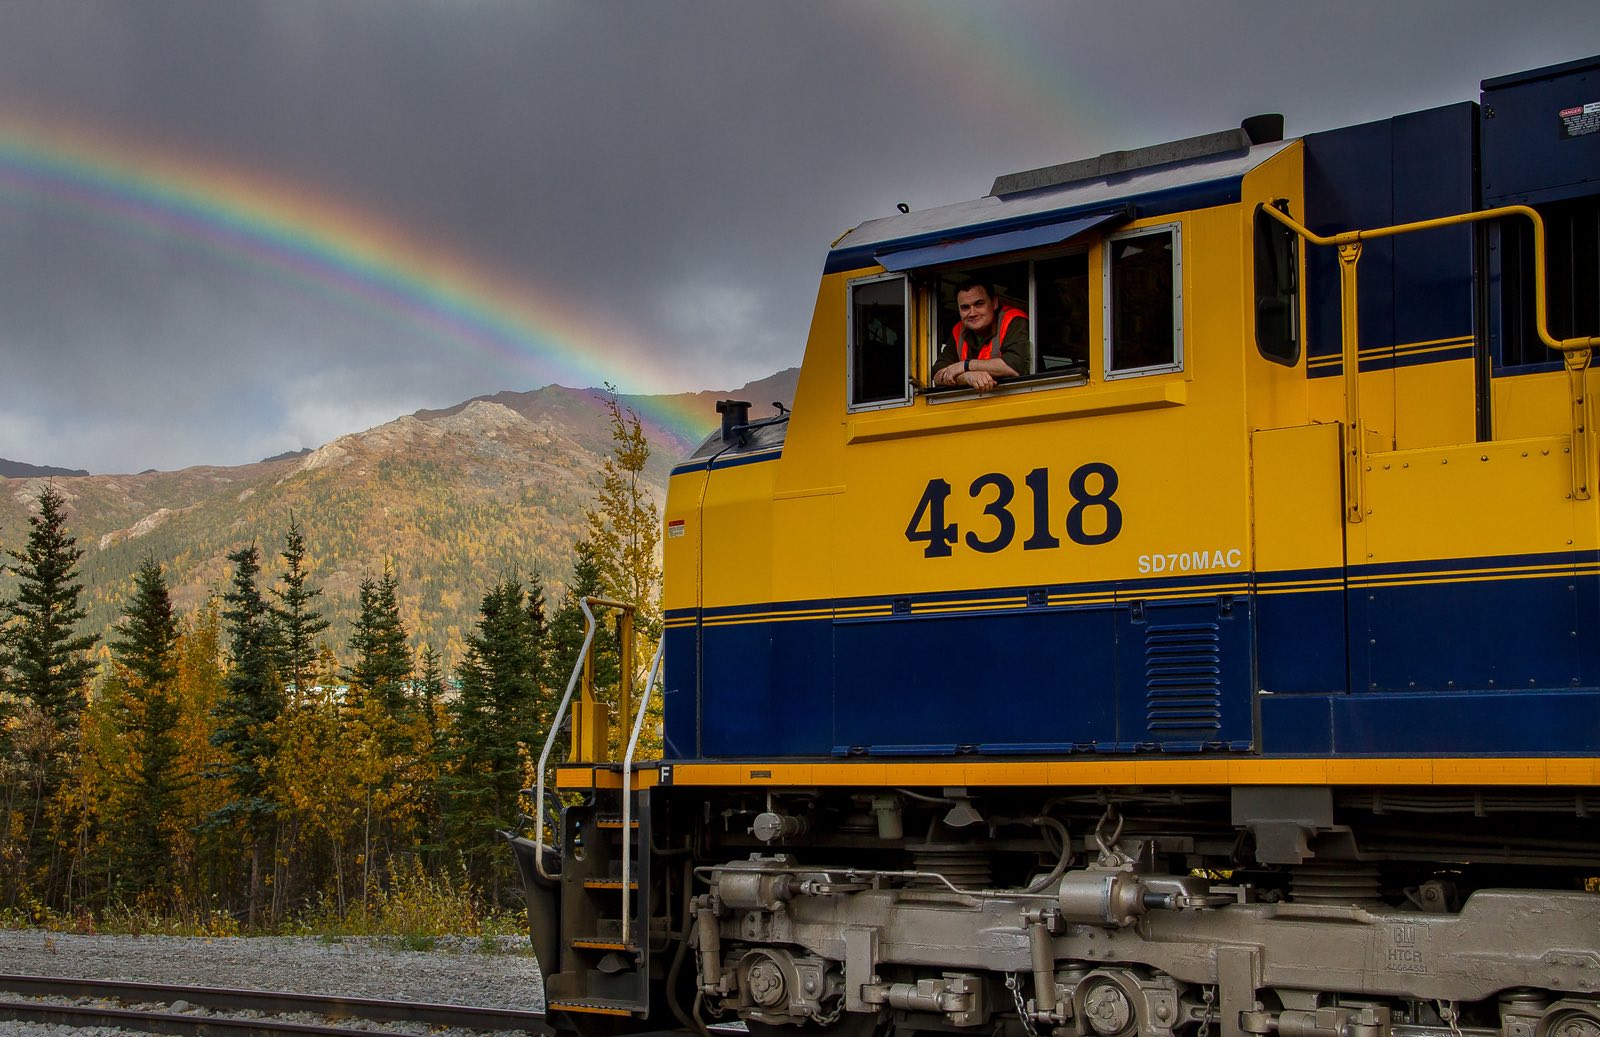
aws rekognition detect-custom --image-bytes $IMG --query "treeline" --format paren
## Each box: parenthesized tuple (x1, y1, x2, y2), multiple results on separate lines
(0, 397, 661, 929)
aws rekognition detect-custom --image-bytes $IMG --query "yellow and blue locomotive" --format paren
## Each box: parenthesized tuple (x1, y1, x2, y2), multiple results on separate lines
(515, 56, 1600, 1037)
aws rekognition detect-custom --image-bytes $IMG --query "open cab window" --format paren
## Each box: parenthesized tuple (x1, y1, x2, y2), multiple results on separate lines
(848, 273, 910, 411)
(924, 252, 1092, 388)
(1104, 223, 1182, 379)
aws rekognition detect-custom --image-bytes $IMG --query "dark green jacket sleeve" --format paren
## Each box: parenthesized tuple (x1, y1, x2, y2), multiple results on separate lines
(1000, 317, 1033, 376)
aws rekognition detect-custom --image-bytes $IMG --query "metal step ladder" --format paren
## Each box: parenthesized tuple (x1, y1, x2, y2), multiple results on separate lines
(544, 795, 653, 1017)
(532, 597, 666, 1022)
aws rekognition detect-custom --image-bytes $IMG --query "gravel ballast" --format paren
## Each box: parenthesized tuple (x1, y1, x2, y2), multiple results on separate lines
(0, 929, 546, 1035)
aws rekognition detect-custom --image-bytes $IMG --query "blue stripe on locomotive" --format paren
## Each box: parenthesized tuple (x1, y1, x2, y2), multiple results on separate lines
(664, 555, 1600, 760)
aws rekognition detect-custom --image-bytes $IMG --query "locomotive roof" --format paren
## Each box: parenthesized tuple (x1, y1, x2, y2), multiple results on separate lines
(825, 137, 1294, 275)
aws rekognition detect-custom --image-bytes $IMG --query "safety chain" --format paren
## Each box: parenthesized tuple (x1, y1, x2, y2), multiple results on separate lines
(1197, 985, 1217, 1037)
(812, 996, 845, 1028)
(1007, 973, 1041, 1037)
(689, 943, 726, 1020)
(1436, 1000, 1464, 1037)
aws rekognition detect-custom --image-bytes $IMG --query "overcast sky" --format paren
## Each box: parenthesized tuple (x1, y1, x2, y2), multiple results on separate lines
(1, 1, 1595, 474)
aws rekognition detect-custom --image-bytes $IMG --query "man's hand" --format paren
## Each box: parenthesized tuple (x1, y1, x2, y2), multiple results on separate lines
(933, 363, 998, 392)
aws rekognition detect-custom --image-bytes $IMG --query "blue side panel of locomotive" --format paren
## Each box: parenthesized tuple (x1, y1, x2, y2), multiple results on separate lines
(1353, 552, 1583, 693)
(1302, 102, 1477, 374)
(662, 625, 697, 760)
(1481, 55, 1600, 208)
(1253, 568, 1346, 698)
(831, 604, 1121, 755)
(668, 580, 1255, 760)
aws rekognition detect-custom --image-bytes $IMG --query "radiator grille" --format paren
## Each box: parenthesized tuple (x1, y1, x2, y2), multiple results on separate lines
(1145, 622, 1222, 735)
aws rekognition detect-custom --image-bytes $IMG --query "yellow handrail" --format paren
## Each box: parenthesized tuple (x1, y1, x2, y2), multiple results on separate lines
(573, 597, 635, 764)
(1260, 202, 1598, 508)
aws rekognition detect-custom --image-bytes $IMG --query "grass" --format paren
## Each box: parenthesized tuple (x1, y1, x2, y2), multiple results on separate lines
(1, 858, 530, 952)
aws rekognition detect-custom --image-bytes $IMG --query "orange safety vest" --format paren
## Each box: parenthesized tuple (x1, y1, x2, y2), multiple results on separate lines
(952, 305, 1026, 362)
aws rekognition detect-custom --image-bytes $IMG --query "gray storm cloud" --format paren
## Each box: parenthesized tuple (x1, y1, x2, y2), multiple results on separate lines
(0, 0, 1593, 473)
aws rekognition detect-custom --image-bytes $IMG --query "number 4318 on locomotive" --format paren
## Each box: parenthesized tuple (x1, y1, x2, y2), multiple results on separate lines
(510, 55, 1600, 1037)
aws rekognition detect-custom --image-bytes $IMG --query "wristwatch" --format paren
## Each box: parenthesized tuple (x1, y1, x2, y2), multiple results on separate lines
(963, 360, 971, 373)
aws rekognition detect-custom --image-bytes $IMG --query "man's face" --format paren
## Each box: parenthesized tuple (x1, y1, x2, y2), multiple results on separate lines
(956, 286, 997, 337)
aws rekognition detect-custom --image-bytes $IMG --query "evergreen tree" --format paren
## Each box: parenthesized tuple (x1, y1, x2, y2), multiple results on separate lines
(109, 558, 180, 687)
(416, 645, 446, 725)
(344, 564, 416, 892)
(444, 576, 547, 895)
(270, 517, 329, 699)
(345, 565, 412, 715)
(1, 485, 97, 728)
(0, 485, 97, 904)
(107, 558, 183, 892)
(209, 544, 281, 926)
(414, 644, 446, 849)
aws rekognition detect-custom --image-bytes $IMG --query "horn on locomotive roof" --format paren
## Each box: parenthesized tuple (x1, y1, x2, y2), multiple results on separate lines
(716, 399, 751, 444)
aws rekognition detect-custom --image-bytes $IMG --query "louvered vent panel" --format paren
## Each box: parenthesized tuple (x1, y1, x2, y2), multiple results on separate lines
(1145, 622, 1222, 734)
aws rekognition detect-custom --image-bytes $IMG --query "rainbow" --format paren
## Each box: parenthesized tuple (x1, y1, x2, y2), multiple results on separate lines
(0, 112, 717, 443)
(843, 2, 1113, 154)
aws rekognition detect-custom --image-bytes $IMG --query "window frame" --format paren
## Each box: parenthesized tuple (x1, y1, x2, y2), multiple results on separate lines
(846, 271, 913, 413)
(1102, 221, 1184, 381)
(1253, 202, 1301, 367)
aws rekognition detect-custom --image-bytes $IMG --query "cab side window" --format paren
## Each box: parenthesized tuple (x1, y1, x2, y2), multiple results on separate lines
(1254, 203, 1300, 365)
(849, 273, 910, 410)
(1105, 225, 1182, 378)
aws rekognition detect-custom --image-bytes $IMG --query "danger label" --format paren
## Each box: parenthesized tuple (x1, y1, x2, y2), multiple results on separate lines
(1559, 101, 1600, 139)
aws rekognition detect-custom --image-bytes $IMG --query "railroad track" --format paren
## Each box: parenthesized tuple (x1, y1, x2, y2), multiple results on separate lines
(0, 973, 554, 1035)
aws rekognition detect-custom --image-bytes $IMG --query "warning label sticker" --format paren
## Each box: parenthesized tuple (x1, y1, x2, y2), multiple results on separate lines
(1559, 101, 1600, 139)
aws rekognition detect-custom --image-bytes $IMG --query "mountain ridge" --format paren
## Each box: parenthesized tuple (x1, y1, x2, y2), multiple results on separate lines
(0, 457, 91, 479)
(0, 371, 797, 666)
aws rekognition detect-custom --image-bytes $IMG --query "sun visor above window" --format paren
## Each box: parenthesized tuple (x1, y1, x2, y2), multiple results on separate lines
(872, 208, 1128, 273)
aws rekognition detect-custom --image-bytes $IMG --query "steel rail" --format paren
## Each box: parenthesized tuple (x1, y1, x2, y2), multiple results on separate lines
(0, 998, 417, 1036)
(0, 973, 552, 1034)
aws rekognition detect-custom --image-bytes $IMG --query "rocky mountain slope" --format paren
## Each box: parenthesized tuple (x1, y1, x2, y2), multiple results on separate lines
(0, 457, 90, 478)
(0, 371, 797, 667)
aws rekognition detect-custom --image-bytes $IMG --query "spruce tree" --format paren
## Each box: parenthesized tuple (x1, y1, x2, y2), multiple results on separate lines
(345, 565, 412, 715)
(344, 565, 415, 887)
(445, 576, 546, 894)
(414, 644, 447, 860)
(110, 558, 180, 688)
(270, 518, 329, 700)
(107, 558, 183, 892)
(0, 485, 97, 900)
(2, 484, 98, 728)
(209, 544, 281, 926)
